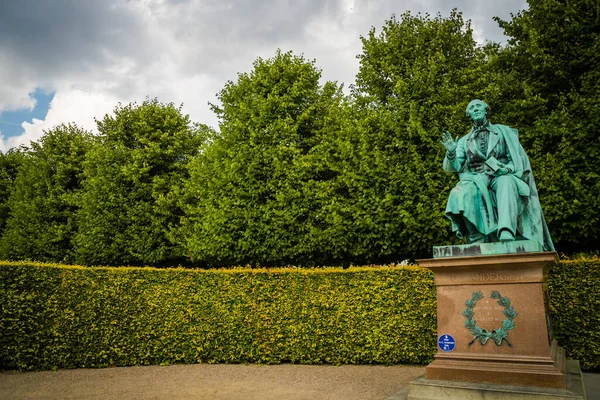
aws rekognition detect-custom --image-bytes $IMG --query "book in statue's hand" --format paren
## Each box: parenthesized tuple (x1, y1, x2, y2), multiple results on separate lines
(485, 156, 502, 172)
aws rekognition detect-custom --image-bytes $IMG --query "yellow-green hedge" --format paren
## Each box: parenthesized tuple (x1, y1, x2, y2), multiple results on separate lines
(0, 262, 436, 370)
(548, 257, 600, 370)
(1, 258, 598, 371)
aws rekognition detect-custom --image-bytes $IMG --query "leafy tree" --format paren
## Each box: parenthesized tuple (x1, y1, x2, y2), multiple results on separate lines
(178, 50, 346, 266)
(494, 0, 599, 111)
(334, 10, 499, 261)
(74, 98, 204, 266)
(0, 124, 93, 262)
(0, 148, 25, 237)
(492, 0, 600, 251)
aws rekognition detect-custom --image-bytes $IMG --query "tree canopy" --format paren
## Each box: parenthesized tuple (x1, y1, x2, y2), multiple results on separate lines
(0, 148, 24, 237)
(0, 124, 93, 262)
(178, 50, 346, 266)
(74, 98, 205, 266)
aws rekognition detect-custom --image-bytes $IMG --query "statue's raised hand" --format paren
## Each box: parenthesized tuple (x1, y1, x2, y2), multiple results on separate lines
(441, 131, 458, 153)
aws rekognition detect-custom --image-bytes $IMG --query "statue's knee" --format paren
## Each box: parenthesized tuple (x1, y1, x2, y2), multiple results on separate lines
(453, 181, 477, 197)
(456, 181, 476, 189)
(496, 175, 516, 189)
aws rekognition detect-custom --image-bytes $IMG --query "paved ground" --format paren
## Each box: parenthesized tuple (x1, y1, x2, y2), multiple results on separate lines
(586, 372, 600, 399)
(0, 364, 424, 400)
(0, 364, 597, 399)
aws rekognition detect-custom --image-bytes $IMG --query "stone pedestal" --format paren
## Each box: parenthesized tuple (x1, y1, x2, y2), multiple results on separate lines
(416, 242, 566, 390)
(407, 360, 587, 400)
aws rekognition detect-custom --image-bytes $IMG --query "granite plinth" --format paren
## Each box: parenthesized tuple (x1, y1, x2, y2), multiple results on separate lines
(416, 250, 565, 389)
(407, 360, 586, 400)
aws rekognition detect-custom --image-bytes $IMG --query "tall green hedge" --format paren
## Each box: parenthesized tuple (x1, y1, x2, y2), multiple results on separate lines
(0, 262, 436, 370)
(548, 257, 600, 370)
(1, 258, 598, 371)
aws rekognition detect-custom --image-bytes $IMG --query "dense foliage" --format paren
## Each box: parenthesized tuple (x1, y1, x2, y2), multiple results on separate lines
(0, 124, 93, 262)
(0, 262, 437, 370)
(178, 51, 346, 266)
(548, 256, 600, 370)
(0, 148, 24, 236)
(74, 99, 204, 266)
(1, 258, 598, 371)
(0, 1, 598, 266)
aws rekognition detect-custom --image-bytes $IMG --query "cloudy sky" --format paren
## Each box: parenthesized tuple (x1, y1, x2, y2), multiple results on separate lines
(0, 0, 528, 152)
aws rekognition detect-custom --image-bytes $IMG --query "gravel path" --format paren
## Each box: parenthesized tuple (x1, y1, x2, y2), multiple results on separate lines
(0, 364, 425, 400)
(2, 364, 597, 399)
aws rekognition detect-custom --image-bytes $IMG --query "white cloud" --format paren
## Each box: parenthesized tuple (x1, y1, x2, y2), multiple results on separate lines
(0, 87, 119, 152)
(0, 0, 529, 152)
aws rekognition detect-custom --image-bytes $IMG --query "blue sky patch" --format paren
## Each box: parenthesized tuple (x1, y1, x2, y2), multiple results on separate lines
(0, 89, 55, 138)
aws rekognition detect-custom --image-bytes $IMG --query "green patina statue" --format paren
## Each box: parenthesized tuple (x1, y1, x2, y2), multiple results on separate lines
(441, 99, 554, 250)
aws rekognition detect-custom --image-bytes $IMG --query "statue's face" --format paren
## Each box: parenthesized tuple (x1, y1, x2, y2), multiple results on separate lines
(466, 100, 488, 125)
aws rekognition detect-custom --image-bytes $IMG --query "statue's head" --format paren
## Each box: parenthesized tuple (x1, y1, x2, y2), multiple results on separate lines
(465, 99, 489, 125)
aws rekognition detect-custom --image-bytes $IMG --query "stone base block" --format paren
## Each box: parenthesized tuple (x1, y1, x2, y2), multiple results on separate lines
(418, 251, 566, 389)
(425, 339, 567, 388)
(407, 359, 587, 400)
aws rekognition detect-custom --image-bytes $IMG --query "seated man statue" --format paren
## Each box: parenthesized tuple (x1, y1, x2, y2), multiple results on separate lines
(441, 99, 554, 250)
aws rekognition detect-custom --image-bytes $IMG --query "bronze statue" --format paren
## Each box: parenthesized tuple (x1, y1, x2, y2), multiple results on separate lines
(441, 99, 554, 250)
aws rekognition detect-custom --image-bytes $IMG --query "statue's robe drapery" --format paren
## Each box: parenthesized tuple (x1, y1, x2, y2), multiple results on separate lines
(443, 123, 554, 251)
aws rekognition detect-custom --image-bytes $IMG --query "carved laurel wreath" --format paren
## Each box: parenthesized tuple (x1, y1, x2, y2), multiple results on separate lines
(462, 290, 518, 347)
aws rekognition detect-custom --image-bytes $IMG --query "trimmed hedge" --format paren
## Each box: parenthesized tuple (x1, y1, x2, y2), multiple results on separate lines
(548, 257, 600, 370)
(1, 258, 598, 371)
(0, 262, 436, 370)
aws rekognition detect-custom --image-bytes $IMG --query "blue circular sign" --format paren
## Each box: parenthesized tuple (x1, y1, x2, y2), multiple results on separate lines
(438, 334, 456, 352)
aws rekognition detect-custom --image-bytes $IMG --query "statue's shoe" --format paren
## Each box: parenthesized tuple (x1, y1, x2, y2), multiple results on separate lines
(467, 233, 486, 243)
(499, 230, 515, 242)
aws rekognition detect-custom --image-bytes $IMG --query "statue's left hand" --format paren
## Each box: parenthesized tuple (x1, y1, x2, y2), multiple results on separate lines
(497, 163, 511, 175)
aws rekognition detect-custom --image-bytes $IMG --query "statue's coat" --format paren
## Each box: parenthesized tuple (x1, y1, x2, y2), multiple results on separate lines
(444, 123, 554, 251)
